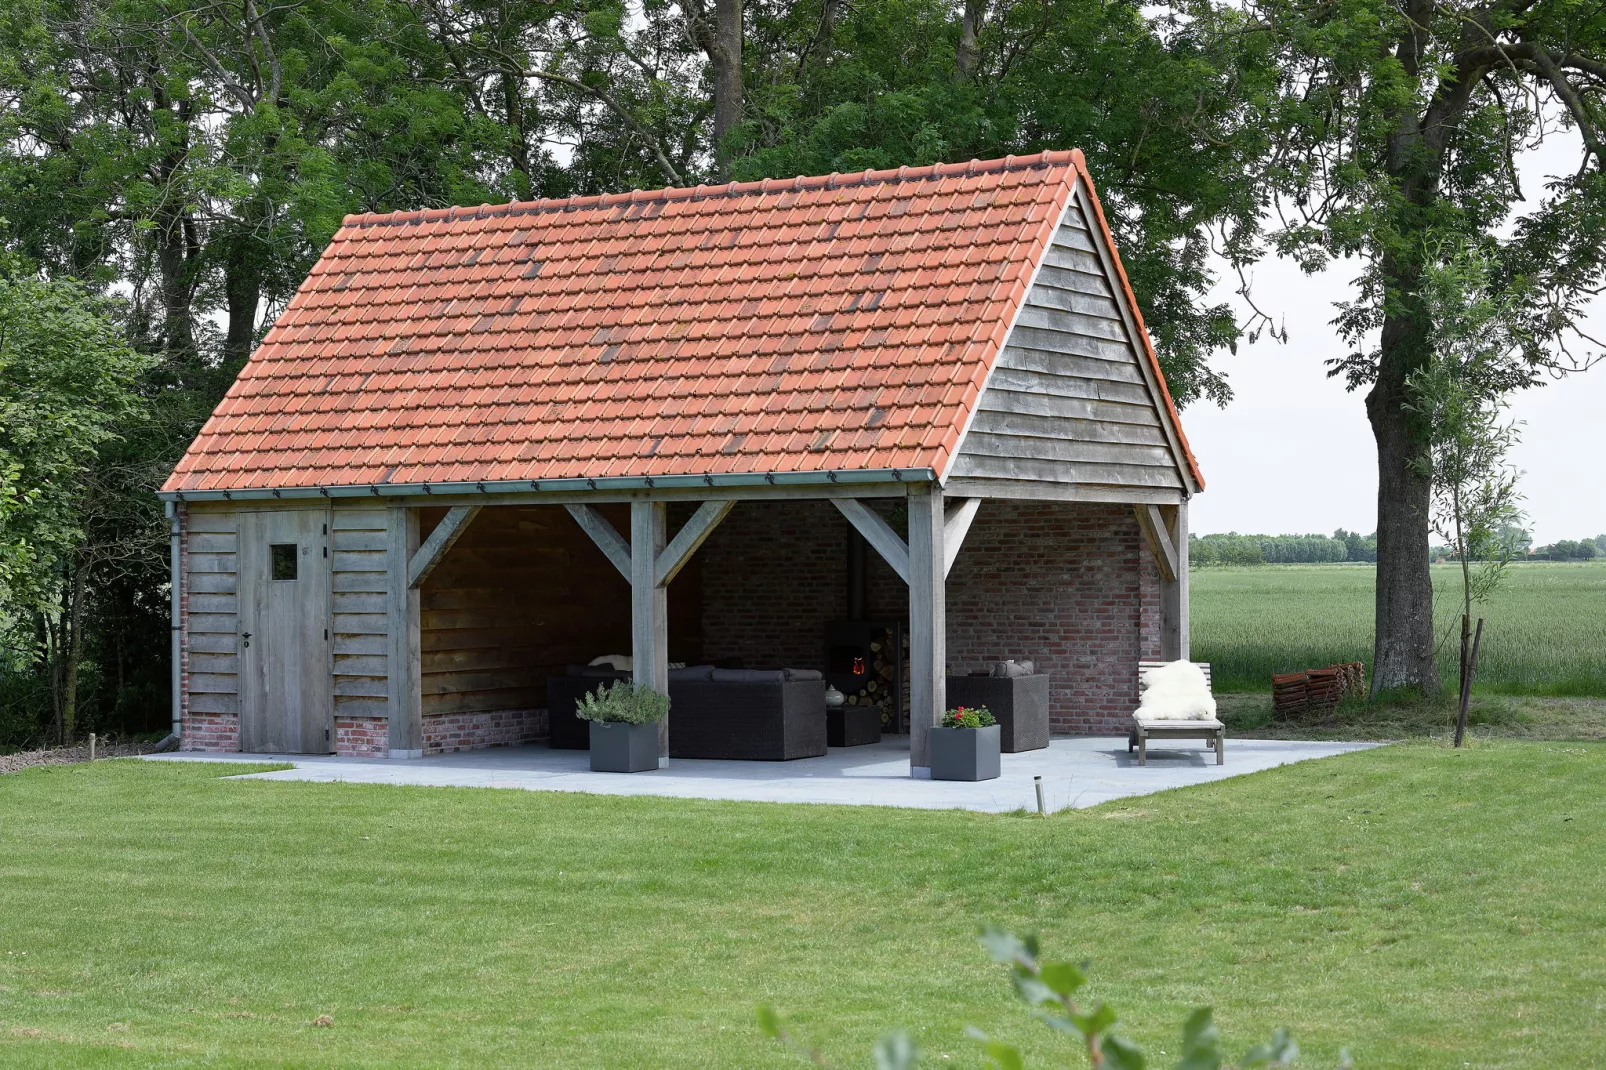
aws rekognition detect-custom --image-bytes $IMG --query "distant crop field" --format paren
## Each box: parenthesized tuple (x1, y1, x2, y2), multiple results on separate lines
(1191, 562, 1606, 695)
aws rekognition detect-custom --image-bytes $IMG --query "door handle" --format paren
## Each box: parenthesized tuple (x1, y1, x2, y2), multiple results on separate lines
(242, 631, 252, 648)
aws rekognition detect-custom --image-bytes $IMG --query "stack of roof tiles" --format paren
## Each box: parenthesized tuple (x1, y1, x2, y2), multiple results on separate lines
(1272, 662, 1366, 719)
(163, 150, 1157, 496)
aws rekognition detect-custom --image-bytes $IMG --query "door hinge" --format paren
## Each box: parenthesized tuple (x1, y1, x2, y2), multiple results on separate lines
(325, 728, 331, 742)
(323, 545, 328, 558)
(324, 629, 329, 641)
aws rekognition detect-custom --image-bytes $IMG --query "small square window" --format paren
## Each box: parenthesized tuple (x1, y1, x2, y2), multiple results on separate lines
(270, 543, 298, 581)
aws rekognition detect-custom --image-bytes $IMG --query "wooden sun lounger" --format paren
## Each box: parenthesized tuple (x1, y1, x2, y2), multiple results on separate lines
(1130, 661, 1223, 766)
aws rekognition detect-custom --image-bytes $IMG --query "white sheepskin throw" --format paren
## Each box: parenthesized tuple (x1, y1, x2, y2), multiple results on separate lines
(1137, 660, 1216, 721)
(588, 654, 633, 671)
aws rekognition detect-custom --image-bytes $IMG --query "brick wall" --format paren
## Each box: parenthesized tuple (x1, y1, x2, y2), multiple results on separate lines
(335, 715, 389, 757)
(422, 708, 548, 755)
(700, 497, 1160, 735)
(946, 500, 1158, 734)
(182, 711, 239, 752)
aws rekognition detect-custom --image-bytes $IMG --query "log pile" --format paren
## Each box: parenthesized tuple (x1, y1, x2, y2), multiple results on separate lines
(1272, 662, 1366, 719)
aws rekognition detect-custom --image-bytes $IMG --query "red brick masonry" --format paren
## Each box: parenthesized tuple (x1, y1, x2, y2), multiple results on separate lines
(334, 715, 388, 758)
(423, 709, 548, 755)
(702, 498, 1160, 736)
(181, 711, 239, 752)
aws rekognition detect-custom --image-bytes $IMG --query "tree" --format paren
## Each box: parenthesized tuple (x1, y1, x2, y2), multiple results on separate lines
(0, 269, 154, 742)
(1404, 248, 1526, 741)
(1202, 0, 1606, 694)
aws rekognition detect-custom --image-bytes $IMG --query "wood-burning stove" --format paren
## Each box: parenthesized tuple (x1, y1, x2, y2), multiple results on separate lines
(825, 620, 905, 733)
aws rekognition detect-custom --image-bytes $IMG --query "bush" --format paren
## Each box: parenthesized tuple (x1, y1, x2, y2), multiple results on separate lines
(942, 705, 996, 729)
(575, 681, 669, 724)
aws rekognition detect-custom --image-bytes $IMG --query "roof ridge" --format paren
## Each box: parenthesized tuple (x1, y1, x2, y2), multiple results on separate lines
(340, 149, 1080, 230)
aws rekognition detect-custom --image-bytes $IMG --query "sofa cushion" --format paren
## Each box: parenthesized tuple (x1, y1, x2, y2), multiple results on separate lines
(783, 668, 823, 681)
(710, 668, 787, 683)
(668, 664, 716, 681)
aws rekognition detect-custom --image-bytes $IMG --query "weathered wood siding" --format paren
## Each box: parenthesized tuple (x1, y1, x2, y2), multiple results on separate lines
(949, 196, 1186, 494)
(332, 506, 392, 721)
(185, 508, 241, 715)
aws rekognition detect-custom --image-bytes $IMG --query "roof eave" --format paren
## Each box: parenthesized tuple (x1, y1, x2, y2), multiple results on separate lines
(157, 467, 938, 504)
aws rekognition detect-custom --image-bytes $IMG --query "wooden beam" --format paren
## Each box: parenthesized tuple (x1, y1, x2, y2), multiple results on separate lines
(631, 501, 669, 763)
(406, 505, 481, 589)
(1133, 503, 1178, 583)
(565, 504, 632, 580)
(906, 485, 946, 775)
(831, 498, 910, 583)
(655, 500, 735, 586)
(942, 498, 982, 578)
(1162, 502, 1189, 660)
(385, 507, 423, 757)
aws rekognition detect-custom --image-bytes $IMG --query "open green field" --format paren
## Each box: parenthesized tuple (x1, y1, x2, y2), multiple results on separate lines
(2, 751, 1605, 1067)
(1191, 562, 1606, 695)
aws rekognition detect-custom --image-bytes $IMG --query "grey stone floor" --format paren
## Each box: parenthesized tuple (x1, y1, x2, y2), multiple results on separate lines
(149, 735, 1377, 813)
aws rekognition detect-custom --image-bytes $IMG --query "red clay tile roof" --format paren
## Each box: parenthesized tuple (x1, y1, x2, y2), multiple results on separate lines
(163, 149, 1201, 494)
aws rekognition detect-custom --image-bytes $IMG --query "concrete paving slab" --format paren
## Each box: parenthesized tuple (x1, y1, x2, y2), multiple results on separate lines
(148, 735, 1377, 813)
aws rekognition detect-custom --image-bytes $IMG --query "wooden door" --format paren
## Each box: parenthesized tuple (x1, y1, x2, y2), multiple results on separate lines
(237, 507, 333, 753)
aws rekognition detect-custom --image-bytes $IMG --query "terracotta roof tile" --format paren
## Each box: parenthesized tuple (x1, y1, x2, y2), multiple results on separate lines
(164, 150, 1201, 492)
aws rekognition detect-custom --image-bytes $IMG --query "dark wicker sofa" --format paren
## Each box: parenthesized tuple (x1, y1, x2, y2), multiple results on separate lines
(545, 666, 827, 760)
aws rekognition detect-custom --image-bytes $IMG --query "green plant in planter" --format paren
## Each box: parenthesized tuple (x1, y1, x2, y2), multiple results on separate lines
(942, 705, 996, 729)
(575, 681, 669, 725)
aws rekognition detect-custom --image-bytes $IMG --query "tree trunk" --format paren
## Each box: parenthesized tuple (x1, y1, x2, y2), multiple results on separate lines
(156, 209, 199, 361)
(223, 230, 261, 366)
(955, 0, 987, 82)
(696, 0, 743, 175)
(60, 564, 86, 741)
(1367, 277, 1440, 695)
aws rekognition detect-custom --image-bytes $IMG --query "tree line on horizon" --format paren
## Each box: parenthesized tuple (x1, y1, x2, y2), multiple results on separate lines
(1192, 528, 1606, 566)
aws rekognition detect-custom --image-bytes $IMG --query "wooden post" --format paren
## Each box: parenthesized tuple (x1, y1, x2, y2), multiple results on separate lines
(906, 483, 946, 776)
(1161, 500, 1190, 661)
(386, 507, 423, 758)
(631, 500, 670, 764)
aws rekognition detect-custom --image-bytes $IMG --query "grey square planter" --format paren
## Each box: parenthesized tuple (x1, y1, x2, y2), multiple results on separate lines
(929, 724, 1001, 782)
(588, 721, 661, 772)
(946, 675, 1050, 752)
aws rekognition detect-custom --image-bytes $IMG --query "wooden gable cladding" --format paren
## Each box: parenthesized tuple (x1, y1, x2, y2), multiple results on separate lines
(946, 189, 1193, 503)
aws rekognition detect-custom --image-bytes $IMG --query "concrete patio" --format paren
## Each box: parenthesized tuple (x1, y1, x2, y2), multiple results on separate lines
(150, 735, 1377, 813)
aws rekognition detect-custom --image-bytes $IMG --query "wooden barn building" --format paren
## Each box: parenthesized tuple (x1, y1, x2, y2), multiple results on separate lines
(159, 149, 1202, 775)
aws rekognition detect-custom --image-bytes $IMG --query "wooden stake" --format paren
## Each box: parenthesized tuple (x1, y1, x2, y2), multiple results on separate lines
(1454, 618, 1484, 748)
(89, 732, 96, 762)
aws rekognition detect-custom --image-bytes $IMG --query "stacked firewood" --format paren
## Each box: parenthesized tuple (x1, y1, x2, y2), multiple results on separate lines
(1272, 662, 1367, 719)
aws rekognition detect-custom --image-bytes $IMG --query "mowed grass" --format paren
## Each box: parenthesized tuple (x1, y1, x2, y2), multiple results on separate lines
(2, 751, 1606, 1067)
(1191, 562, 1606, 695)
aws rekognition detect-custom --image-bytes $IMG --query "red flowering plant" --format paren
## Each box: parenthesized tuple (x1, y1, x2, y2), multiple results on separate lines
(941, 705, 996, 729)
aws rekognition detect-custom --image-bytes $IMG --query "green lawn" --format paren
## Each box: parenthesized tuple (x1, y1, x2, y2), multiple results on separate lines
(1191, 562, 1606, 695)
(2, 751, 1605, 1067)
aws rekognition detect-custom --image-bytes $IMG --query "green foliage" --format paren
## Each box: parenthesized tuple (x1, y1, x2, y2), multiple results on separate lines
(575, 680, 669, 725)
(0, 272, 153, 589)
(942, 705, 996, 729)
(762, 925, 1348, 1069)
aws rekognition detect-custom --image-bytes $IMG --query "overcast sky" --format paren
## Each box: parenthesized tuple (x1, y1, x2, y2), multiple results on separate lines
(1181, 137, 1606, 546)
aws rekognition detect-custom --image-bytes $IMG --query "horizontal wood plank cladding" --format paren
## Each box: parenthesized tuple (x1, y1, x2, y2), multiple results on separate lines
(417, 503, 702, 718)
(949, 205, 1186, 497)
(952, 454, 1184, 488)
(331, 507, 391, 720)
(980, 384, 1160, 425)
(1034, 262, 1113, 297)
(185, 509, 239, 720)
(971, 408, 1169, 446)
